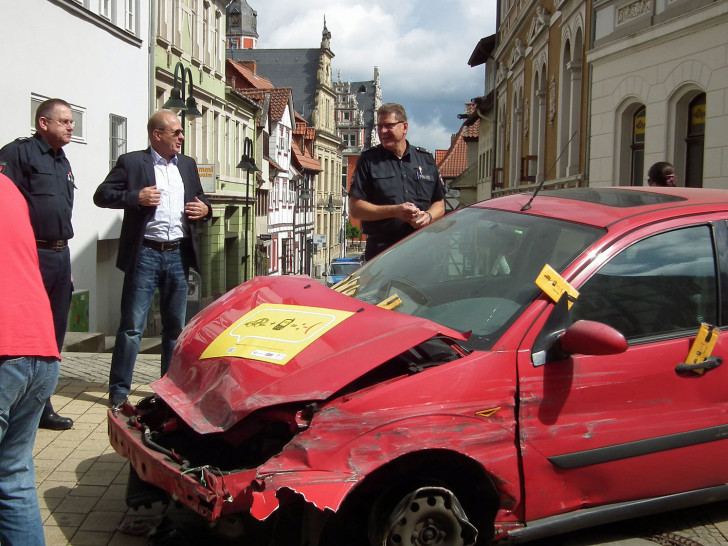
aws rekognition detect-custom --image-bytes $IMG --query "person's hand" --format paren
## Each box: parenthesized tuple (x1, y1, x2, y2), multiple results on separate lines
(185, 197, 209, 220)
(398, 202, 420, 223)
(411, 210, 433, 229)
(139, 186, 161, 207)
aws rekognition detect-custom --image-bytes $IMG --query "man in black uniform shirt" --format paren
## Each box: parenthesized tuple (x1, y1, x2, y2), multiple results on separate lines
(349, 103, 445, 261)
(0, 98, 75, 430)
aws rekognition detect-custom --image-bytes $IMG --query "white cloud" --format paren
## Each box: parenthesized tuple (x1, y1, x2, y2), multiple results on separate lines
(250, 0, 497, 153)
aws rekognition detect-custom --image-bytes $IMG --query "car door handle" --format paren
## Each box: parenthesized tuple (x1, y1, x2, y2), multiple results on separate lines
(675, 356, 723, 373)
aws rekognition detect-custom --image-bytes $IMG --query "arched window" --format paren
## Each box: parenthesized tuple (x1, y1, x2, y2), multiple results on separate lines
(630, 106, 645, 186)
(685, 93, 705, 188)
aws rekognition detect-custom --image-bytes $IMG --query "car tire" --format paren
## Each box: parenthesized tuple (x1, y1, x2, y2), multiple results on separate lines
(374, 485, 479, 546)
(319, 476, 485, 546)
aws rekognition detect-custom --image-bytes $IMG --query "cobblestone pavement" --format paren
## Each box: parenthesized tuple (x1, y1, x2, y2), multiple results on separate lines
(34, 352, 728, 545)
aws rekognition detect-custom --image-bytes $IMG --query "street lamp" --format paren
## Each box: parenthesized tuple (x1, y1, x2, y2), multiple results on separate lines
(162, 61, 202, 154)
(237, 137, 259, 282)
(325, 193, 335, 270)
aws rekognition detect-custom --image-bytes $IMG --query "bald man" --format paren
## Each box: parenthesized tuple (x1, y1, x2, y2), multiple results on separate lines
(93, 110, 211, 407)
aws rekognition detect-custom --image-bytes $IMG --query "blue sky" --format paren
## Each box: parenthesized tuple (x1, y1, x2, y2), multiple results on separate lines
(251, 0, 497, 154)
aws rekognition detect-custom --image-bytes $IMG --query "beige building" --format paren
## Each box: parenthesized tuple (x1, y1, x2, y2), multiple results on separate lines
(471, 0, 590, 199)
(588, 0, 727, 188)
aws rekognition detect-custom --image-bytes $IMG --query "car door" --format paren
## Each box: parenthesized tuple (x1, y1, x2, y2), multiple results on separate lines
(517, 217, 728, 522)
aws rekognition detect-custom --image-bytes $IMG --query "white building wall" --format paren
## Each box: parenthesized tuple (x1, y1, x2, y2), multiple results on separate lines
(266, 105, 294, 275)
(587, 1, 728, 188)
(0, 0, 151, 333)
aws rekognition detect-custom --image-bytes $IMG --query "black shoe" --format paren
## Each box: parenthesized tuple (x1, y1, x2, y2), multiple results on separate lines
(39, 411, 73, 430)
(109, 393, 129, 407)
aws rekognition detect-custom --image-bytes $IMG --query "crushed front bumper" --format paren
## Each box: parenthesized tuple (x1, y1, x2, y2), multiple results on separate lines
(107, 407, 256, 520)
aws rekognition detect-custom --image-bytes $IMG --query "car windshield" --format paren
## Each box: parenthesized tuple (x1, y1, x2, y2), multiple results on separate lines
(330, 262, 361, 276)
(350, 207, 603, 351)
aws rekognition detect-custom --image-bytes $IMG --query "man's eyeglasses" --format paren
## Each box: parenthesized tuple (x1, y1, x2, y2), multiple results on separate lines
(156, 129, 184, 136)
(376, 121, 405, 131)
(45, 118, 75, 128)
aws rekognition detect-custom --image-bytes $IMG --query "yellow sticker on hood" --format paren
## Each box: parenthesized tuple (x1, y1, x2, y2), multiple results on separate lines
(200, 304, 355, 365)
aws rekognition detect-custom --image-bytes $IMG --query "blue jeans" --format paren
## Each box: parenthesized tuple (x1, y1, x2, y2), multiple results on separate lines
(0, 356, 60, 545)
(109, 246, 188, 396)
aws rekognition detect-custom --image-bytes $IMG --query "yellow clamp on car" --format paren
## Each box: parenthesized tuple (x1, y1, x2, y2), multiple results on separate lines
(684, 323, 719, 375)
(377, 294, 403, 310)
(534, 264, 579, 309)
(333, 276, 360, 296)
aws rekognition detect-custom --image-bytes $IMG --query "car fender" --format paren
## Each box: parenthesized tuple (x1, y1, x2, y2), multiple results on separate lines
(249, 411, 520, 521)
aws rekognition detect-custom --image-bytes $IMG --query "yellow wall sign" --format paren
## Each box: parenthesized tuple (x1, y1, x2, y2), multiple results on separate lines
(199, 304, 355, 365)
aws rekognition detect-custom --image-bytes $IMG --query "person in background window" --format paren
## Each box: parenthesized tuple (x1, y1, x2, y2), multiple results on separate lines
(94, 110, 211, 408)
(0, 172, 60, 545)
(0, 98, 76, 431)
(647, 162, 677, 187)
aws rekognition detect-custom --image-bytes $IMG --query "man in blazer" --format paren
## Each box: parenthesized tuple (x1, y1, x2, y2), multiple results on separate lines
(94, 110, 212, 407)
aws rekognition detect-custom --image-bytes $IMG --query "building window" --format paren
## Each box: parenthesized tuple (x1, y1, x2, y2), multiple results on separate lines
(343, 134, 357, 147)
(109, 114, 127, 171)
(31, 96, 86, 143)
(685, 93, 705, 188)
(99, 0, 111, 18)
(630, 106, 645, 186)
(125, 0, 136, 33)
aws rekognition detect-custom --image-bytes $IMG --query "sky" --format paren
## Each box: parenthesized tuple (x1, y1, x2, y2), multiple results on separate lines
(250, 0, 498, 154)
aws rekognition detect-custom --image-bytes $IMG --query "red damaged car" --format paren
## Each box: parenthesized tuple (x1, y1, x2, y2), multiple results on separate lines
(108, 187, 728, 545)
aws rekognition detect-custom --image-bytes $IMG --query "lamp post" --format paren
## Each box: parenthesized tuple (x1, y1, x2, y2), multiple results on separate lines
(237, 137, 259, 282)
(162, 61, 202, 154)
(325, 193, 335, 270)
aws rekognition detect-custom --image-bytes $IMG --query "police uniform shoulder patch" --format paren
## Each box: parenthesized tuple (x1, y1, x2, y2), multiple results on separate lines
(415, 146, 431, 154)
(14, 137, 31, 143)
(0, 162, 5, 174)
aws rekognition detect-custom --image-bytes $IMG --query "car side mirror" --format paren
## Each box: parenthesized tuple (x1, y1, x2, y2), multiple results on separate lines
(559, 320, 628, 356)
(532, 294, 627, 366)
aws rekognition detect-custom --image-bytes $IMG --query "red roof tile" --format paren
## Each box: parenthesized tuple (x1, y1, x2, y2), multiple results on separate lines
(437, 126, 468, 178)
(225, 59, 274, 89)
(291, 140, 322, 172)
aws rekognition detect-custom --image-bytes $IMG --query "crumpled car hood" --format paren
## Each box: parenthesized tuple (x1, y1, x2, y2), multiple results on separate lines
(153, 276, 468, 433)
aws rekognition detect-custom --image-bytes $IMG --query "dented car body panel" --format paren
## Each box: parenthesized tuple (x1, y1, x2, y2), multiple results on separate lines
(108, 188, 728, 544)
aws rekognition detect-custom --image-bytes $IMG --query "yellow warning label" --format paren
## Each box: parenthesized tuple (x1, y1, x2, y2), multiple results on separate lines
(200, 304, 354, 365)
(535, 264, 579, 309)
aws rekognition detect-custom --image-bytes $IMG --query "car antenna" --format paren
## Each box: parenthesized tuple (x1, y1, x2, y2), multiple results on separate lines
(521, 131, 577, 211)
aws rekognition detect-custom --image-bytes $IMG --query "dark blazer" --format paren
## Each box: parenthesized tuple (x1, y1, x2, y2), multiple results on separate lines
(93, 148, 212, 274)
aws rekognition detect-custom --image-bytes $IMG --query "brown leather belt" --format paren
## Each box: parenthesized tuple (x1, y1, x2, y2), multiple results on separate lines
(143, 238, 183, 252)
(36, 239, 68, 251)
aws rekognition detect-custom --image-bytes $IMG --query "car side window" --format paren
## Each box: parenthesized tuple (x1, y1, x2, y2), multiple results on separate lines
(571, 225, 717, 340)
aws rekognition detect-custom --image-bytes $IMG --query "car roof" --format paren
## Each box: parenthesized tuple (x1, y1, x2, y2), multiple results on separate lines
(475, 187, 728, 229)
(332, 257, 360, 263)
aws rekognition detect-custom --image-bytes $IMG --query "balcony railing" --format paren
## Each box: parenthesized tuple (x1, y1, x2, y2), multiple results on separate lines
(492, 174, 584, 198)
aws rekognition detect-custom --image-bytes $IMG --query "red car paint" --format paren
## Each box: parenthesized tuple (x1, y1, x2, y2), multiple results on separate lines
(108, 187, 728, 544)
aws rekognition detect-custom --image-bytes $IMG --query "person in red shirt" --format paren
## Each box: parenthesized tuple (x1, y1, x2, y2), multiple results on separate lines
(0, 172, 60, 545)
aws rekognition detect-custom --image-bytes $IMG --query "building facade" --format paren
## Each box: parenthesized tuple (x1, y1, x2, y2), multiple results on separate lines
(0, 0, 151, 334)
(334, 67, 382, 250)
(588, 0, 727, 188)
(151, 0, 261, 314)
(227, 6, 345, 277)
(469, 0, 590, 199)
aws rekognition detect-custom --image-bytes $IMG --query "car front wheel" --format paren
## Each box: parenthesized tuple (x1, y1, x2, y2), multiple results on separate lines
(377, 486, 478, 546)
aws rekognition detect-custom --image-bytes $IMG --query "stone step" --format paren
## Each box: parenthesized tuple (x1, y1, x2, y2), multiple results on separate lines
(63, 332, 161, 354)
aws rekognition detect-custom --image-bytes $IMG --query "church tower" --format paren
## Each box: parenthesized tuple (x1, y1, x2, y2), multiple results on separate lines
(226, 0, 258, 50)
